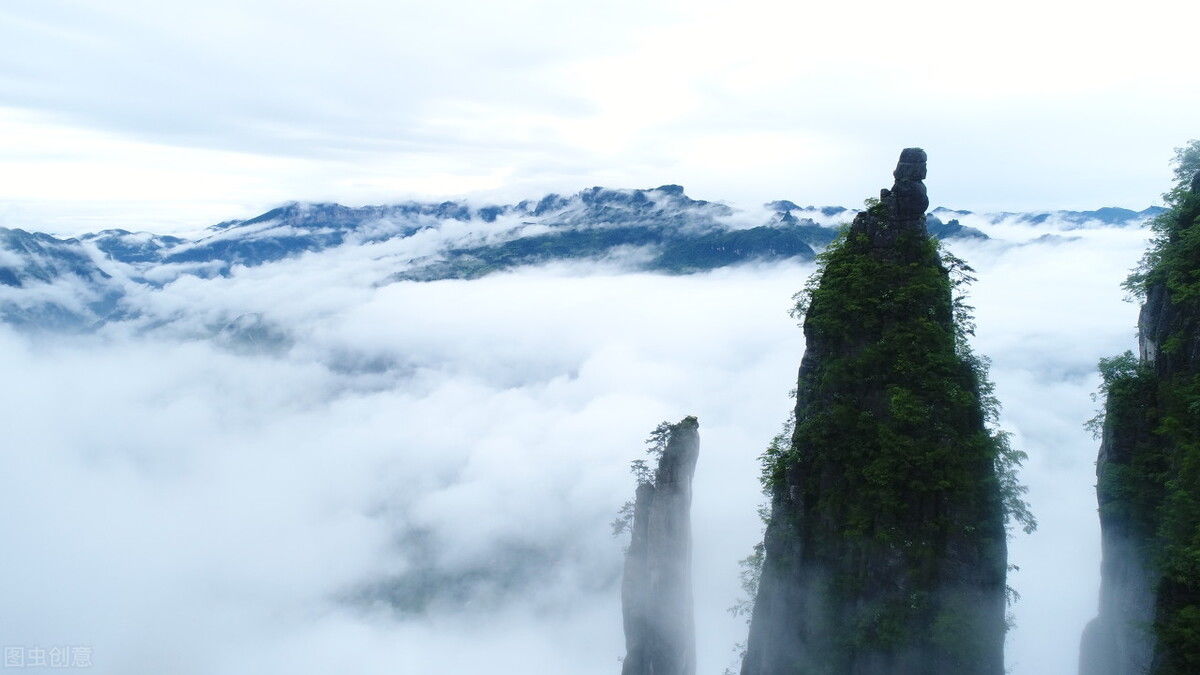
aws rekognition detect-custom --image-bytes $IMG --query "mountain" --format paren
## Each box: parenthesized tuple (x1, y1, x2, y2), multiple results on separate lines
(81, 229, 188, 264)
(741, 150, 1018, 674)
(157, 201, 465, 268)
(0, 228, 123, 329)
(924, 214, 988, 240)
(1080, 160, 1200, 673)
(0, 185, 1159, 331)
(931, 205, 1165, 228)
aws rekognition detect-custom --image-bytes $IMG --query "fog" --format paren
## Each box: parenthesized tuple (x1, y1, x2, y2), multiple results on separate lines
(0, 218, 1148, 673)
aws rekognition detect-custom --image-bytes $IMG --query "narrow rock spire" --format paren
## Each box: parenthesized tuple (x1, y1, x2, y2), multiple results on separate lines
(856, 147, 930, 250)
(620, 416, 700, 675)
(741, 149, 1009, 675)
(884, 146, 930, 224)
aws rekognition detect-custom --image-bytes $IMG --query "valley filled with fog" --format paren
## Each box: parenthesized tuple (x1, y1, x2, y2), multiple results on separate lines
(0, 208, 1149, 673)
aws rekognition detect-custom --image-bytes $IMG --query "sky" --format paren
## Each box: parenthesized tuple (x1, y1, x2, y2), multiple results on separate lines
(1, 0, 1198, 235)
(0, 213, 1151, 673)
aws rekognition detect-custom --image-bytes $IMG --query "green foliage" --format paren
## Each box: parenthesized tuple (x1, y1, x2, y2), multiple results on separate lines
(611, 499, 635, 536)
(1152, 369, 1200, 669)
(1094, 141, 1200, 670)
(645, 421, 672, 459)
(759, 413, 796, 498)
(790, 228, 848, 324)
(613, 420, 676, 538)
(728, 542, 765, 621)
(724, 422, 789, 628)
(1124, 140, 1200, 300)
(630, 419, 673, 487)
(930, 595, 992, 662)
(1167, 141, 1200, 206)
(1086, 351, 1143, 437)
(994, 427, 1036, 535)
(777, 222, 1033, 537)
(759, 209, 1030, 656)
(942, 250, 979, 349)
(630, 459, 652, 485)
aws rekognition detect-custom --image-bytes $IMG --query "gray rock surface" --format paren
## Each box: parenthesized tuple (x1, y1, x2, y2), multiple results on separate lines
(741, 149, 1007, 675)
(1080, 166, 1200, 674)
(1079, 412, 1156, 674)
(884, 147, 930, 225)
(621, 417, 700, 675)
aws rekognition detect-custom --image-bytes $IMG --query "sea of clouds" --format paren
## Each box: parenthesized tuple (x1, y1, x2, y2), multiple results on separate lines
(0, 215, 1149, 674)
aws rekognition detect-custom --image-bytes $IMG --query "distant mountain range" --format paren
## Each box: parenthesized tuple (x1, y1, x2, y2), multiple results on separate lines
(931, 205, 1166, 228)
(0, 185, 1163, 330)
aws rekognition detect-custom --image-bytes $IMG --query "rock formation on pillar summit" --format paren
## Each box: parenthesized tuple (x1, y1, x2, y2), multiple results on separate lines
(620, 416, 700, 675)
(740, 149, 1024, 674)
(1081, 141, 1200, 674)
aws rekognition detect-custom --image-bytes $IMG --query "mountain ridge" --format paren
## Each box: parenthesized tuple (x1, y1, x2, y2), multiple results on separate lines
(0, 185, 1163, 330)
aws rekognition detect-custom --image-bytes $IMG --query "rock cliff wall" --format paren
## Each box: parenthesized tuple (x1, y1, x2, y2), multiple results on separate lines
(621, 417, 700, 675)
(1082, 166, 1200, 674)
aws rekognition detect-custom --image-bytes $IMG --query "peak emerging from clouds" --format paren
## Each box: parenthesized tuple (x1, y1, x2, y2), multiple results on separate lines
(0, 184, 1162, 331)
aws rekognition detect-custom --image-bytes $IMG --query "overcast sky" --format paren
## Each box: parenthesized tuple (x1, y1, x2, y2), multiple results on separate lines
(2, 0, 1198, 235)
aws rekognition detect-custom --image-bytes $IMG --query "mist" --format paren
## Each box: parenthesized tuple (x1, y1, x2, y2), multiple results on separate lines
(0, 217, 1147, 673)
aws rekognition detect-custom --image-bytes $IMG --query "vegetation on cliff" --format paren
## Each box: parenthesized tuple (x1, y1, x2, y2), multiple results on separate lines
(741, 150, 1029, 674)
(767, 201, 1034, 542)
(1090, 140, 1200, 672)
(1125, 141, 1200, 301)
(618, 417, 700, 675)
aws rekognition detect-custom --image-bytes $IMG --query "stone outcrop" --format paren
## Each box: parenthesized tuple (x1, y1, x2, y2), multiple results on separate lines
(741, 149, 1008, 675)
(1078, 404, 1157, 674)
(1081, 169, 1200, 674)
(621, 416, 700, 675)
(886, 147, 931, 224)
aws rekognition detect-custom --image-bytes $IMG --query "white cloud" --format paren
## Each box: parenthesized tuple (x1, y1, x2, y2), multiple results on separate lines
(0, 215, 1152, 673)
(2, 0, 1198, 234)
(942, 223, 1147, 672)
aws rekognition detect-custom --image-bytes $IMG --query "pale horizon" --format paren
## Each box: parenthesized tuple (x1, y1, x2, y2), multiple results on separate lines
(3, 0, 1198, 236)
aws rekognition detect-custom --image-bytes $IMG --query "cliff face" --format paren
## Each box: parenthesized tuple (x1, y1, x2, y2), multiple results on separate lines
(1079, 386, 1158, 675)
(741, 149, 1008, 675)
(1082, 168, 1200, 674)
(621, 416, 700, 675)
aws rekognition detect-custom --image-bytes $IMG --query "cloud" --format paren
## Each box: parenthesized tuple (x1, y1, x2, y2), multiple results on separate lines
(0, 0, 653, 156)
(0, 215, 1152, 673)
(943, 224, 1147, 673)
(3, 1, 1199, 234)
